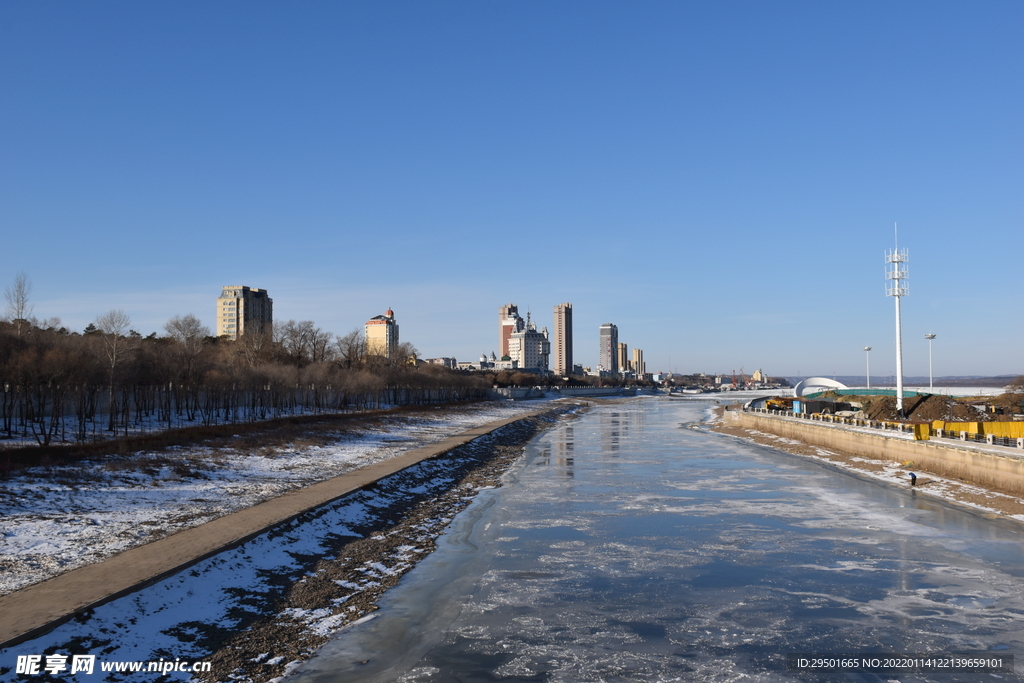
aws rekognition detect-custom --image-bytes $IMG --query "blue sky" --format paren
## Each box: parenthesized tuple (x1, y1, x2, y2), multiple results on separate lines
(1, 2, 1021, 378)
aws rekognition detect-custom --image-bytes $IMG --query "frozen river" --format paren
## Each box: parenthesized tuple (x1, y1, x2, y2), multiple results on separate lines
(288, 398, 1024, 682)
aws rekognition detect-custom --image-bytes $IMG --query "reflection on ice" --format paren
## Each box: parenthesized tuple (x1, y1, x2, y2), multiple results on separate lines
(289, 399, 1024, 683)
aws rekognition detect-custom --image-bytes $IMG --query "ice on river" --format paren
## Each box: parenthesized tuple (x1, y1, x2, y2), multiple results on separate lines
(290, 399, 1024, 683)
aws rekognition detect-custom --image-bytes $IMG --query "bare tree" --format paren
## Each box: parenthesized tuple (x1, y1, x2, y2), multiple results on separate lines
(4, 271, 34, 337)
(310, 326, 335, 363)
(38, 316, 63, 331)
(237, 327, 274, 368)
(391, 341, 420, 366)
(96, 309, 135, 432)
(96, 309, 130, 337)
(165, 314, 210, 383)
(276, 320, 326, 366)
(335, 329, 366, 369)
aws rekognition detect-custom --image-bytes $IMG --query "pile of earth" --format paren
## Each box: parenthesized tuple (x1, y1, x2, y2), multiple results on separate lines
(862, 395, 965, 422)
(989, 391, 1024, 416)
(901, 394, 976, 422)
(831, 392, 1024, 423)
(820, 393, 988, 422)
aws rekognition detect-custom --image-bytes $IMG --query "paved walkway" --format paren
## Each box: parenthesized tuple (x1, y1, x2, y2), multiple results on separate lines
(0, 409, 551, 648)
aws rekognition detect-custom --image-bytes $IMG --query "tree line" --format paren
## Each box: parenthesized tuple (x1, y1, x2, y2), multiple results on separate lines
(1, 274, 489, 447)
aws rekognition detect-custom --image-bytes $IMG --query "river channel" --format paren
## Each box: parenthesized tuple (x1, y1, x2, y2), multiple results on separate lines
(287, 398, 1024, 682)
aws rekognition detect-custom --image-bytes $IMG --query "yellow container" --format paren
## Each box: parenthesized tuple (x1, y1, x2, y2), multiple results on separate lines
(913, 423, 930, 441)
(982, 423, 1024, 438)
(944, 421, 981, 435)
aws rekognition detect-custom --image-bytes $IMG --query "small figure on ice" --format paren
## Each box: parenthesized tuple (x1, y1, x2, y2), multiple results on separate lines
(908, 472, 917, 486)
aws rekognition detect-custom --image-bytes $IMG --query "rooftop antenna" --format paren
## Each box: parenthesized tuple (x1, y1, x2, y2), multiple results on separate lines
(885, 222, 908, 416)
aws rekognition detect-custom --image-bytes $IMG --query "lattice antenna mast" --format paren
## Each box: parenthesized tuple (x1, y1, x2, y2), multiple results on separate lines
(885, 223, 908, 416)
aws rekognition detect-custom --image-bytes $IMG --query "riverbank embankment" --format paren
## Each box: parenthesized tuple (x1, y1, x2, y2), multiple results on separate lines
(0, 403, 580, 656)
(717, 407, 1024, 521)
(0, 402, 557, 598)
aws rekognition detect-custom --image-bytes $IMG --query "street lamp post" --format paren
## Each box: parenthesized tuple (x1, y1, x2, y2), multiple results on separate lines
(864, 346, 872, 389)
(925, 333, 936, 391)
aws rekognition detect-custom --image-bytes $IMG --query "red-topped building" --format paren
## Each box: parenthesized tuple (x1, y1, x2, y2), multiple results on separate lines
(365, 308, 399, 357)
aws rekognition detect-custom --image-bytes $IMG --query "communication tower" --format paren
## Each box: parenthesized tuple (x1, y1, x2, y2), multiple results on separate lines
(885, 225, 908, 416)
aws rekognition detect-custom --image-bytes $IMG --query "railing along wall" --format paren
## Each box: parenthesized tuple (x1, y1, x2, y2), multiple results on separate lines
(742, 406, 1024, 451)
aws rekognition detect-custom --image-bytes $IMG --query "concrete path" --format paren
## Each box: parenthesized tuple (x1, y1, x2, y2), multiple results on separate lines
(0, 409, 551, 648)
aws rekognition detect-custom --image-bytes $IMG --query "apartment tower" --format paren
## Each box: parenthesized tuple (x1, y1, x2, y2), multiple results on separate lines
(632, 347, 645, 376)
(499, 304, 523, 358)
(599, 323, 618, 373)
(617, 342, 629, 373)
(217, 286, 273, 340)
(365, 308, 399, 357)
(553, 303, 573, 376)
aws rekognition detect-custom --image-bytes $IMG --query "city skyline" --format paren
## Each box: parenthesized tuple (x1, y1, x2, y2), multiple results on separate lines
(1, 2, 1021, 376)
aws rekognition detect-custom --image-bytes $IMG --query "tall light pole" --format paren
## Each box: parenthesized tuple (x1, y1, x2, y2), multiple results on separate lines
(925, 333, 936, 391)
(864, 346, 872, 389)
(885, 224, 908, 416)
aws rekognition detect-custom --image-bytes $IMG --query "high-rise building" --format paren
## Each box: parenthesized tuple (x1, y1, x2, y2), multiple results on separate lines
(553, 303, 573, 376)
(599, 323, 618, 373)
(632, 347, 645, 376)
(508, 313, 550, 372)
(365, 308, 399, 357)
(617, 342, 629, 373)
(499, 304, 523, 359)
(216, 286, 273, 340)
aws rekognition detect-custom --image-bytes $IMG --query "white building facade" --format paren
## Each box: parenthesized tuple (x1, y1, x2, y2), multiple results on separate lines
(508, 314, 550, 373)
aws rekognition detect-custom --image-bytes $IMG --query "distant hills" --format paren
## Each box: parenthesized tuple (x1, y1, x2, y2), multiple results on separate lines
(784, 375, 1022, 389)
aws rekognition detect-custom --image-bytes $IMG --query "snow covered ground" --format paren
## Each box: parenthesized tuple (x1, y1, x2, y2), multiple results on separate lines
(0, 400, 553, 596)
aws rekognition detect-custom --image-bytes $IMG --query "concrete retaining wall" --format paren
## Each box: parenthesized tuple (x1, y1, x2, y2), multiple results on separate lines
(556, 387, 623, 397)
(726, 410, 1024, 495)
(488, 387, 543, 399)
